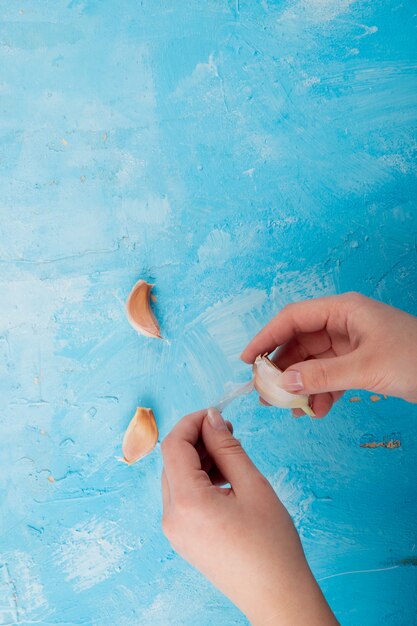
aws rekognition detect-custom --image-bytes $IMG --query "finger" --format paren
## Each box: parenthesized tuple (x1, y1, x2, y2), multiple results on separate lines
(311, 390, 344, 418)
(282, 352, 360, 395)
(200, 420, 234, 478)
(275, 341, 345, 416)
(195, 437, 208, 461)
(201, 409, 262, 492)
(196, 420, 234, 465)
(294, 390, 343, 418)
(271, 331, 332, 371)
(311, 393, 334, 418)
(200, 454, 213, 475)
(161, 410, 211, 495)
(273, 342, 334, 418)
(240, 295, 346, 363)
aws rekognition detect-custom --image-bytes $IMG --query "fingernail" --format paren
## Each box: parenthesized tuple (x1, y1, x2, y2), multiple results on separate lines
(207, 408, 227, 430)
(282, 370, 303, 391)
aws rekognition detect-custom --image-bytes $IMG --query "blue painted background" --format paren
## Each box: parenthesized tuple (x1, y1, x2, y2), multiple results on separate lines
(1, 1, 416, 624)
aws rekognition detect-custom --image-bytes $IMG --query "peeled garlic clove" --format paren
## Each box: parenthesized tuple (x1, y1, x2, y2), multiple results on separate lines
(126, 279, 162, 339)
(122, 407, 158, 464)
(253, 355, 315, 417)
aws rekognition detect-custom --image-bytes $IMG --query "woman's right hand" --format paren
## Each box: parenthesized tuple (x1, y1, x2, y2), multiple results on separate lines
(241, 292, 417, 417)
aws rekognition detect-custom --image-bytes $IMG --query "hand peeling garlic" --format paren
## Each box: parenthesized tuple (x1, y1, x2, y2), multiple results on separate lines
(253, 355, 315, 417)
(126, 279, 162, 339)
(122, 407, 158, 464)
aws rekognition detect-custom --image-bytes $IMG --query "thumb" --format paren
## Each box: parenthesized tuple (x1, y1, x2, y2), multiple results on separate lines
(202, 409, 260, 491)
(281, 353, 360, 395)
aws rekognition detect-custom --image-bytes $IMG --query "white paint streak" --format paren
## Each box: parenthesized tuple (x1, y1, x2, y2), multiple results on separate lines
(56, 517, 132, 592)
(271, 265, 339, 311)
(196, 288, 267, 363)
(0, 274, 90, 332)
(354, 24, 378, 39)
(318, 565, 400, 582)
(281, 0, 355, 23)
(0, 563, 18, 625)
(174, 53, 229, 111)
(116, 153, 147, 186)
(379, 154, 411, 174)
(270, 468, 314, 527)
(303, 76, 321, 88)
(121, 194, 171, 226)
(181, 325, 230, 403)
(197, 229, 232, 264)
(181, 289, 266, 405)
(0, 551, 49, 623)
(139, 576, 216, 626)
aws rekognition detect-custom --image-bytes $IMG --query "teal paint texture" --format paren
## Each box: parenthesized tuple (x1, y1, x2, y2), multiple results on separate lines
(0, 1, 416, 624)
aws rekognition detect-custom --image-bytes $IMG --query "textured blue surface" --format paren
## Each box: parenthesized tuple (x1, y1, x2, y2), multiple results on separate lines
(0, 1, 416, 624)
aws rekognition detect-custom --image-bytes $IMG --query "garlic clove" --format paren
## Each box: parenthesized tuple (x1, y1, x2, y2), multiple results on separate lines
(253, 355, 315, 417)
(126, 279, 162, 339)
(122, 407, 158, 464)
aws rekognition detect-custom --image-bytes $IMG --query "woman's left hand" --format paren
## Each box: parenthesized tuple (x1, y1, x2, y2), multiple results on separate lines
(161, 408, 338, 625)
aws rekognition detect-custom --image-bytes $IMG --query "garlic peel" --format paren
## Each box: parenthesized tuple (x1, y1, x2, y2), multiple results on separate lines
(215, 380, 255, 412)
(126, 279, 162, 339)
(122, 407, 158, 464)
(253, 355, 315, 417)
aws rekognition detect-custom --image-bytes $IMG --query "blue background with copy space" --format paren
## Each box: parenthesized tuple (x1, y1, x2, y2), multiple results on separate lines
(0, 1, 416, 624)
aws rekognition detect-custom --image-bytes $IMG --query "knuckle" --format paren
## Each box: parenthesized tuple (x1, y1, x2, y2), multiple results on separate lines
(344, 291, 365, 305)
(217, 436, 244, 457)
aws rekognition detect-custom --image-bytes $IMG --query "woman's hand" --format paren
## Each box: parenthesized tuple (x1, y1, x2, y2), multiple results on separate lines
(161, 408, 338, 625)
(241, 292, 417, 417)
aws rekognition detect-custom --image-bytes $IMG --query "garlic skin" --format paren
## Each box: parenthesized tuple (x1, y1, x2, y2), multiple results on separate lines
(126, 279, 162, 339)
(215, 379, 255, 412)
(253, 355, 315, 417)
(122, 407, 158, 464)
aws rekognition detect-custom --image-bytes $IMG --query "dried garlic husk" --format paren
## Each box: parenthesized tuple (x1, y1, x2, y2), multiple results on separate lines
(214, 380, 255, 412)
(126, 279, 162, 339)
(253, 355, 315, 417)
(122, 407, 158, 464)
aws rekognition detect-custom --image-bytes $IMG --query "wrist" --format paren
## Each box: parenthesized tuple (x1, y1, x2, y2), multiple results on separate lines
(245, 565, 338, 626)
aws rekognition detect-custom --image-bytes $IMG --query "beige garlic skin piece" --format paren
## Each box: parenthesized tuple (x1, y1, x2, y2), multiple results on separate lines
(126, 279, 162, 339)
(253, 355, 315, 417)
(122, 407, 158, 464)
